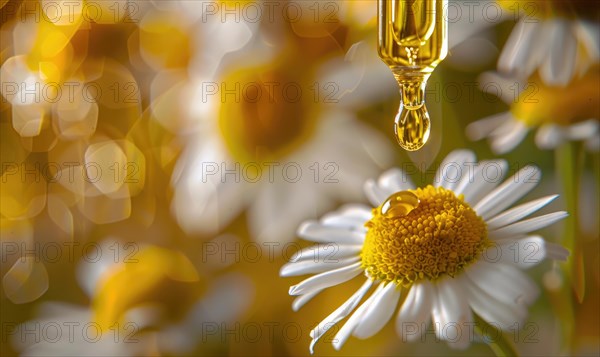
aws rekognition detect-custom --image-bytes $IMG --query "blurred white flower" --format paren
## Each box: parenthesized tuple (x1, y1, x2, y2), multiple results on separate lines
(467, 70, 599, 153)
(498, 14, 599, 86)
(1, 241, 185, 355)
(171, 37, 396, 244)
(10, 238, 253, 356)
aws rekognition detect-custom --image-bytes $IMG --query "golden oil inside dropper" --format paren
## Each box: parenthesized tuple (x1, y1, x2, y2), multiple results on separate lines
(378, 0, 448, 151)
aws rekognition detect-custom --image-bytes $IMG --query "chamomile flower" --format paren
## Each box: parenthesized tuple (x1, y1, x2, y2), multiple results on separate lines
(170, 25, 394, 244)
(467, 70, 600, 153)
(497, 0, 600, 86)
(281, 149, 569, 353)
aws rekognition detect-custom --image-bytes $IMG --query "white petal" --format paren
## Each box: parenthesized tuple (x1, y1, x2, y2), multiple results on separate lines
(540, 19, 577, 86)
(566, 119, 600, 141)
(289, 262, 362, 296)
(494, 236, 550, 269)
(292, 289, 322, 312)
(280, 256, 360, 277)
(474, 166, 541, 220)
(489, 211, 568, 240)
(364, 179, 389, 207)
(353, 282, 401, 339)
(297, 221, 365, 244)
(465, 261, 539, 306)
(497, 19, 543, 78)
(321, 215, 368, 232)
(464, 275, 527, 329)
(320, 204, 372, 232)
(332, 283, 384, 350)
(309, 279, 373, 353)
(489, 119, 529, 155)
(466, 112, 510, 141)
(535, 124, 563, 149)
(433, 150, 476, 190)
(396, 281, 434, 342)
(431, 278, 473, 350)
(487, 195, 559, 229)
(456, 159, 508, 206)
(489, 114, 521, 138)
(377, 168, 414, 193)
(337, 204, 373, 219)
(496, 235, 569, 267)
(289, 244, 362, 263)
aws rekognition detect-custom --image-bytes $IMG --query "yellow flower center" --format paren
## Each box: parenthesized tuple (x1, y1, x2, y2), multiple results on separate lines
(218, 63, 319, 164)
(512, 68, 600, 127)
(361, 186, 489, 285)
(217, 23, 350, 164)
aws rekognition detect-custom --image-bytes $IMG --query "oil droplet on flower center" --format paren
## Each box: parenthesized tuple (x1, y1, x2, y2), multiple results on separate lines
(380, 190, 420, 218)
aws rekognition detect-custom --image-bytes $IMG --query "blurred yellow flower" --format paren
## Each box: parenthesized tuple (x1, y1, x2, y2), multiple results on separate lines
(91, 244, 200, 331)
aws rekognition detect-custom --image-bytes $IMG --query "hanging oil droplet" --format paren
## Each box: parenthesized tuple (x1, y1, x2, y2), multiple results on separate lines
(395, 104, 430, 151)
(380, 190, 420, 218)
(394, 78, 430, 151)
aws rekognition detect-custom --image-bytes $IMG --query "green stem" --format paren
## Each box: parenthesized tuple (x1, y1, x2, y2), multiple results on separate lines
(593, 151, 600, 208)
(474, 314, 518, 357)
(555, 141, 585, 301)
(554, 141, 585, 354)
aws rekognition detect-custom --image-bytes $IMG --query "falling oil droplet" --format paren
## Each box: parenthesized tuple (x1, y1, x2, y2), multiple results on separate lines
(395, 104, 431, 151)
(380, 191, 420, 218)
